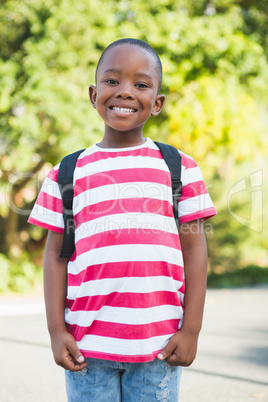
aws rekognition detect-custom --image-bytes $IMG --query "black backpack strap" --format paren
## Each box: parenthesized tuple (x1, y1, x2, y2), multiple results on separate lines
(57, 149, 85, 258)
(154, 142, 182, 226)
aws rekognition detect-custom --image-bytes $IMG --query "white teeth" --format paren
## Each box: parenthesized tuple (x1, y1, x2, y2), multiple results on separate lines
(112, 106, 135, 113)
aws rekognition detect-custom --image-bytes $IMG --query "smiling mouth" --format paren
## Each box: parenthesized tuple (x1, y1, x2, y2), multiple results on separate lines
(109, 106, 137, 113)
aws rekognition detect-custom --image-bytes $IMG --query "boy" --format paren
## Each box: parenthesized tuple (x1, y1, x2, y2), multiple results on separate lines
(29, 38, 216, 401)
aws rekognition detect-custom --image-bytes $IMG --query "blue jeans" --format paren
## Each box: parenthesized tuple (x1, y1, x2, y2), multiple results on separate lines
(65, 358, 182, 401)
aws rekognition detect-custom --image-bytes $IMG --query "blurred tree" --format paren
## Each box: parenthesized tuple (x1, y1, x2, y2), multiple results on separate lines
(0, 0, 267, 280)
(0, 0, 116, 255)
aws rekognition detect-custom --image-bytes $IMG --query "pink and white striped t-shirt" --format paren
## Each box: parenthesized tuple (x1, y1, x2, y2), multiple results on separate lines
(28, 138, 216, 363)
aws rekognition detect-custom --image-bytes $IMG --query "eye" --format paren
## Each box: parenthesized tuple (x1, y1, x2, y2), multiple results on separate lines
(105, 79, 118, 85)
(135, 82, 149, 89)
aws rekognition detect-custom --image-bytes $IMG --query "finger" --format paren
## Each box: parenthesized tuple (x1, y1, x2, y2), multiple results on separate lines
(66, 338, 85, 364)
(166, 352, 184, 366)
(65, 359, 88, 371)
(61, 360, 87, 371)
(59, 349, 87, 371)
(166, 350, 194, 367)
(157, 337, 176, 361)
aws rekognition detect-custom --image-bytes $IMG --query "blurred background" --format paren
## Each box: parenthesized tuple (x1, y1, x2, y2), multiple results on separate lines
(0, 0, 267, 294)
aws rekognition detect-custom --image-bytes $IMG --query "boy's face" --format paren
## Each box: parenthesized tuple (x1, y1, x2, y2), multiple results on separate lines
(89, 44, 165, 136)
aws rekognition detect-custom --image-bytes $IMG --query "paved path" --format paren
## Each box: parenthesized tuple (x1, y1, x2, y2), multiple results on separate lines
(0, 286, 267, 401)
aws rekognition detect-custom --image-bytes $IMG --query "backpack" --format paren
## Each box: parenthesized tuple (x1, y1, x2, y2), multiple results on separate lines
(57, 142, 182, 258)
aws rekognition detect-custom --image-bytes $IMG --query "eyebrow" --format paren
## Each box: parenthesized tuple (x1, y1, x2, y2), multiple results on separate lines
(103, 69, 121, 74)
(134, 72, 153, 81)
(103, 69, 153, 81)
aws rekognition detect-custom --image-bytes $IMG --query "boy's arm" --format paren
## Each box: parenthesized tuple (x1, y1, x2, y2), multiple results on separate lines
(44, 231, 87, 371)
(157, 219, 207, 366)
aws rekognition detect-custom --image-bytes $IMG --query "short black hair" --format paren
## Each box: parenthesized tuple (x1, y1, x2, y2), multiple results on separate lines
(95, 38, 162, 92)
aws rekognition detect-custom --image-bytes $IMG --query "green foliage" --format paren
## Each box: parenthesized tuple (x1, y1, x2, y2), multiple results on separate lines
(207, 265, 268, 288)
(167, 75, 264, 173)
(0, 0, 268, 291)
(0, 252, 42, 293)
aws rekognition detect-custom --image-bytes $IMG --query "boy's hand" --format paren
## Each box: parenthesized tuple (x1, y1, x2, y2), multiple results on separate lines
(157, 329, 198, 367)
(50, 330, 87, 371)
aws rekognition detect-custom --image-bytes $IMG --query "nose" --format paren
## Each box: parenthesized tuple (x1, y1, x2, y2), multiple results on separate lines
(115, 83, 134, 99)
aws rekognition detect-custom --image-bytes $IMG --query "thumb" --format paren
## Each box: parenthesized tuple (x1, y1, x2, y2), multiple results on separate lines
(67, 336, 85, 363)
(157, 337, 176, 361)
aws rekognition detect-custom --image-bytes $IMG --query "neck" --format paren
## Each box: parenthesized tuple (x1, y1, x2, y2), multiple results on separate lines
(98, 129, 146, 149)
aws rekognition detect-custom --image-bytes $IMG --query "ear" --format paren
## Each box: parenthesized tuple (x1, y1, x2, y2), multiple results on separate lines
(89, 85, 97, 108)
(151, 94, 165, 117)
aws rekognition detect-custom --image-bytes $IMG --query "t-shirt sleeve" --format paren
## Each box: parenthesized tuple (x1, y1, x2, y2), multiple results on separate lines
(28, 164, 64, 233)
(178, 152, 217, 225)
